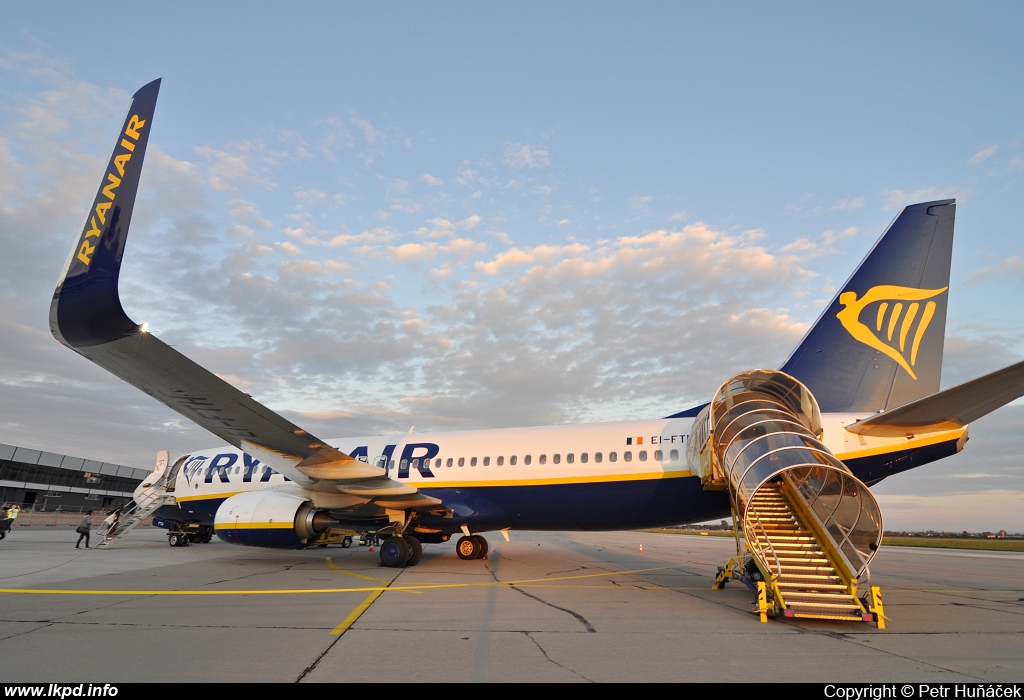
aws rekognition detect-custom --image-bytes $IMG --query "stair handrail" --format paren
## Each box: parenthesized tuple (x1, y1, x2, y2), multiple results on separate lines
(780, 470, 864, 582)
(747, 507, 784, 582)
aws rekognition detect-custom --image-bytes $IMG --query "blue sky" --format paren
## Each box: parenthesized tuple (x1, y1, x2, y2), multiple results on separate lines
(2, 3, 1023, 530)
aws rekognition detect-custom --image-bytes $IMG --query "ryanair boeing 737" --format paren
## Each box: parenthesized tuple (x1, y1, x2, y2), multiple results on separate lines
(50, 80, 1024, 623)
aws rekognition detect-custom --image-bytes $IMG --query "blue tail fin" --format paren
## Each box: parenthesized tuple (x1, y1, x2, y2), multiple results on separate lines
(780, 200, 955, 413)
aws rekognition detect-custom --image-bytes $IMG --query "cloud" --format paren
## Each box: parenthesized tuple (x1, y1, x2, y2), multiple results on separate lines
(782, 226, 860, 261)
(883, 186, 960, 209)
(831, 197, 865, 213)
(388, 237, 486, 264)
(784, 192, 822, 218)
(502, 142, 551, 169)
(419, 174, 443, 186)
(319, 116, 354, 163)
(0, 137, 21, 201)
(628, 195, 653, 217)
(968, 145, 998, 165)
(194, 141, 278, 192)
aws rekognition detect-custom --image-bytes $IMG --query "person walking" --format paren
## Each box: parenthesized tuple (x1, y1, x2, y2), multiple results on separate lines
(103, 506, 122, 540)
(76, 511, 93, 549)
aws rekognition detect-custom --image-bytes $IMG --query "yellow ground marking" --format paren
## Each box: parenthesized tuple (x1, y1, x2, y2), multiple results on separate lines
(0, 564, 681, 596)
(0, 582, 1012, 596)
(325, 557, 421, 594)
(330, 590, 384, 635)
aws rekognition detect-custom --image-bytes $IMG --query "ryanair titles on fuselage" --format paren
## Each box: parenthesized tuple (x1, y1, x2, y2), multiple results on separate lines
(180, 428, 691, 489)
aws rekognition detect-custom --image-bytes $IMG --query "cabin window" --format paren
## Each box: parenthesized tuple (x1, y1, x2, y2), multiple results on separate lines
(471, 457, 478, 466)
(553, 454, 561, 464)
(497, 456, 504, 466)
(655, 450, 662, 460)
(624, 451, 632, 462)
(446, 458, 453, 467)
(670, 449, 679, 460)
(458, 457, 465, 467)
(510, 455, 517, 465)
(539, 455, 547, 464)
(435, 458, 442, 468)
(401, 459, 409, 472)
(581, 453, 588, 463)
(566, 453, 574, 464)
(595, 452, 603, 463)
(482, 457, 489, 466)
(639, 451, 647, 461)
(412, 458, 421, 471)
(609, 452, 617, 462)
(376, 456, 387, 467)
(524, 455, 532, 465)
(234, 466, 240, 475)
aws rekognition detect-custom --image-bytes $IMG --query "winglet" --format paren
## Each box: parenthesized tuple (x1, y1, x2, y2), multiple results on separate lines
(51, 78, 161, 348)
(45, 82, 397, 492)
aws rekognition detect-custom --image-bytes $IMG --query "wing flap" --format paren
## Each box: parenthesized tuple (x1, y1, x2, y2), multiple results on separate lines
(845, 358, 1024, 437)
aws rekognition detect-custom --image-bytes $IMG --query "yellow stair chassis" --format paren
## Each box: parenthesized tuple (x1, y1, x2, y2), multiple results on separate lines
(694, 370, 885, 626)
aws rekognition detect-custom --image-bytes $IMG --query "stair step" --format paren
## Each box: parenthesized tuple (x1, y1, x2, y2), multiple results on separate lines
(778, 583, 849, 592)
(778, 576, 843, 584)
(783, 592, 859, 603)
(787, 611, 865, 621)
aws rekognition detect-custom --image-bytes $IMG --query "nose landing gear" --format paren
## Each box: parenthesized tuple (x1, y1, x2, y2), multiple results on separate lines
(456, 534, 488, 560)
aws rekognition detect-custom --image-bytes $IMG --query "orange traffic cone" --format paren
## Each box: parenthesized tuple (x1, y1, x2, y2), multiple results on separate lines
(639, 543, 644, 553)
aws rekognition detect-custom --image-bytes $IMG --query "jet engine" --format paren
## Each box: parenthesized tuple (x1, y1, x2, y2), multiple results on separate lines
(214, 490, 335, 548)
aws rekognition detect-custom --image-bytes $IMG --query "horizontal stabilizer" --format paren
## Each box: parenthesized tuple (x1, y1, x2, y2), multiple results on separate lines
(845, 358, 1024, 437)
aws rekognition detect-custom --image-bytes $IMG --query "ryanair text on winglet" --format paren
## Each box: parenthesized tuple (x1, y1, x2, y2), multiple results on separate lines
(76, 114, 147, 266)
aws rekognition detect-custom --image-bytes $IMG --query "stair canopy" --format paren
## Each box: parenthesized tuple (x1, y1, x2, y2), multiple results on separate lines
(689, 369, 883, 582)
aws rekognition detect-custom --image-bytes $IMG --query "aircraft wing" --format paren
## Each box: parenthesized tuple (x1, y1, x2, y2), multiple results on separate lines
(845, 358, 1024, 437)
(48, 79, 438, 507)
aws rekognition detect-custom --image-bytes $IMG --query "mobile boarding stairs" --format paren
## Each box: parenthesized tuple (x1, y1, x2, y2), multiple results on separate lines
(96, 450, 178, 549)
(688, 370, 886, 627)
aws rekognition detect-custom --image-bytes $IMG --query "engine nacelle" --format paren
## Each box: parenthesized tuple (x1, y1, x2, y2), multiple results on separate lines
(214, 490, 331, 548)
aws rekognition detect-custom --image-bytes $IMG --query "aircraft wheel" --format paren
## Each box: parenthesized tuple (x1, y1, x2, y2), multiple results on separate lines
(341, 536, 353, 548)
(456, 535, 480, 560)
(404, 535, 423, 566)
(471, 535, 488, 559)
(379, 536, 411, 568)
(168, 533, 184, 547)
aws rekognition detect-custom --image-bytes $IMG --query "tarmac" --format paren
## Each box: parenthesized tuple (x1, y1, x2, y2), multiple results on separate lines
(0, 526, 1021, 683)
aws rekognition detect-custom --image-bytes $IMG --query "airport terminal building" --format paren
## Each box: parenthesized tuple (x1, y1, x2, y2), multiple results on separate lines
(0, 442, 148, 514)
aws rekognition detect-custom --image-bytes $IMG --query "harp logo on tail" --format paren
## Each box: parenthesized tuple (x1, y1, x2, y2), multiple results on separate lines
(836, 285, 948, 380)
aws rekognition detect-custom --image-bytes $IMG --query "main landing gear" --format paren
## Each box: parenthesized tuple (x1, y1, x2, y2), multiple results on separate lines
(379, 534, 423, 568)
(456, 534, 488, 560)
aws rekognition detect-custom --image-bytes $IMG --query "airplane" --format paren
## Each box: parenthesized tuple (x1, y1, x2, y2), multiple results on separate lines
(49, 79, 1024, 621)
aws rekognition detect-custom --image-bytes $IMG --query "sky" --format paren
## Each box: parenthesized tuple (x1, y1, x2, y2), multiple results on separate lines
(1, 2, 1023, 531)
